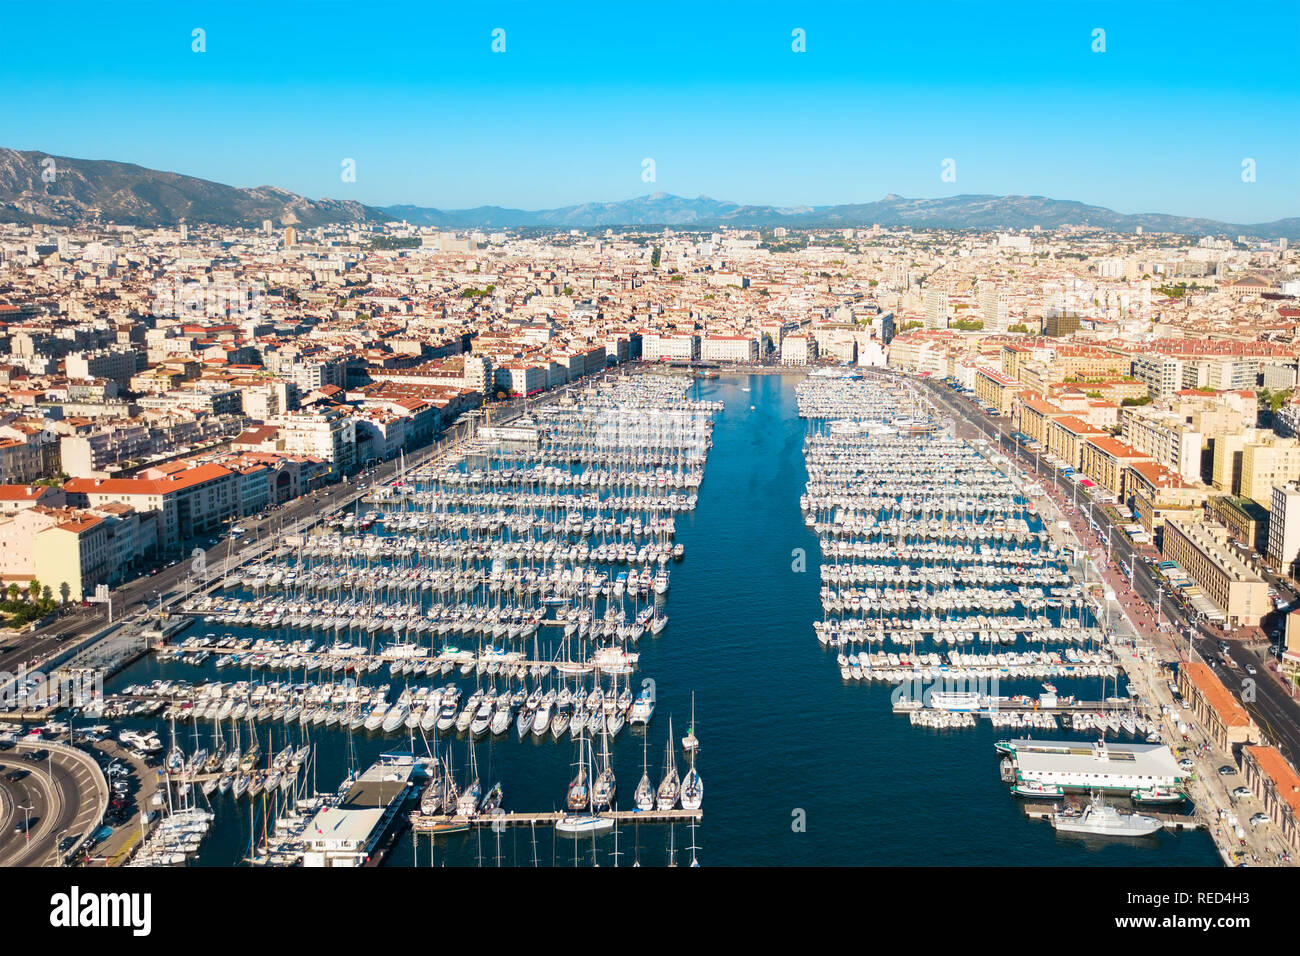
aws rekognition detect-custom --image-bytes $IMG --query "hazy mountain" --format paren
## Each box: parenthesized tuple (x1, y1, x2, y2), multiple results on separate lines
(0, 148, 387, 228)
(1, 148, 1295, 238)
(388, 192, 1300, 239)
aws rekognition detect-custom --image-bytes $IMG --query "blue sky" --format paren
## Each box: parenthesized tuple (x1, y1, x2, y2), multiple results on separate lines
(2, 0, 1297, 221)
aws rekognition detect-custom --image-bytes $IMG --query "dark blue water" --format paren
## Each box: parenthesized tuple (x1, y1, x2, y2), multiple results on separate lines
(105, 373, 1221, 866)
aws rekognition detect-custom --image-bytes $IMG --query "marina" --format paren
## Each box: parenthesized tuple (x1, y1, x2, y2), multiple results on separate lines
(4, 372, 1222, 866)
(793, 370, 1214, 849)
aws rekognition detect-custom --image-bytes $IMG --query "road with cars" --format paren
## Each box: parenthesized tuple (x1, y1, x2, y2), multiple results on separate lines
(0, 740, 106, 867)
(0, 385, 569, 680)
(921, 376, 1300, 767)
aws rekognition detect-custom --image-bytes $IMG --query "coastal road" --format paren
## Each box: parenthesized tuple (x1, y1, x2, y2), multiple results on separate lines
(918, 376, 1300, 765)
(0, 740, 106, 867)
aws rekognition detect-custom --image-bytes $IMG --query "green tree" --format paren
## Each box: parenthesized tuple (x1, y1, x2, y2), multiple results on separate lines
(59, 582, 71, 604)
(650, 245, 661, 269)
(6, 583, 19, 602)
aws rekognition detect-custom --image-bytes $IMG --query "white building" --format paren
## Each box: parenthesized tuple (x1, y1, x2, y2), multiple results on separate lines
(642, 333, 700, 362)
(700, 335, 758, 363)
(780, 334, 817, 366)
(1268, 484, 1300, 573)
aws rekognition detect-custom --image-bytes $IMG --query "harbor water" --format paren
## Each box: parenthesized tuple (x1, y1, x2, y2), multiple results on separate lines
(104, 373, 1221, 865)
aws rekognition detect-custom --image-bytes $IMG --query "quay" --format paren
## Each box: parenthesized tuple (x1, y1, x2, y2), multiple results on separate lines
(411, 807, 702, 831)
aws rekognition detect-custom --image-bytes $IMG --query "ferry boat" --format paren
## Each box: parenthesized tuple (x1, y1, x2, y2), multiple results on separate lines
(301, 753, 417, 867)
(1130, 786, 1185, 806)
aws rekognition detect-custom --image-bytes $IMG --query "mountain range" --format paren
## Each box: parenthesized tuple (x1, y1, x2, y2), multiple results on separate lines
(2, 148, 1297, 239)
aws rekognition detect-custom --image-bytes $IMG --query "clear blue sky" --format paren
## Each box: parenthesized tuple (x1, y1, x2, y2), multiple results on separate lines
(2, 0, 1297, 222)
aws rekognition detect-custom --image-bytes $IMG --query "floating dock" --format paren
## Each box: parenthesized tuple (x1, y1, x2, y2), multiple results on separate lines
(1020, 802, 1203, 831)
(411, 808, 701, 831)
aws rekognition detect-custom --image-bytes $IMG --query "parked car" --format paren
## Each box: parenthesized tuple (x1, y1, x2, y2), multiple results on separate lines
(1218, 765, 1237, 776)
(1250, 813, 1269, 826)
(1232, 787, 1252, 798)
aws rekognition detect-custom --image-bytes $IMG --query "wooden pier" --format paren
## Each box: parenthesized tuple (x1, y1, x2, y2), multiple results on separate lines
(411, 807, 701, 831)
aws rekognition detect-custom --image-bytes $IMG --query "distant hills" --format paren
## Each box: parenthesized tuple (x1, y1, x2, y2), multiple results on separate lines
(0, 149, 383, 228)
(387, 192, 1300, 239)
(2, 148, 1297, 239)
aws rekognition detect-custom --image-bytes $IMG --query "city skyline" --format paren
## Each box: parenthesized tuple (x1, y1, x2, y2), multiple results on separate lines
(1, 0, 1296, 222)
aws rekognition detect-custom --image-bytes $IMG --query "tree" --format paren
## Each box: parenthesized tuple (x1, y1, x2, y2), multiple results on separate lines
(6, 583, 19, 602)
(28, 579, 40, 601)
(650, 245, 661, 269)
(41, 585, 52, 602)
(59, 582, 70, 604)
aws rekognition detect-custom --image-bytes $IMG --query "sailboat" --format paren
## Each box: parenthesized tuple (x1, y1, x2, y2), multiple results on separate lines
(680, 694, 703, 811)
(656, 717, 680, 810)
(566, 731, 590, 811)
(592, 723, 616, 810)
(557, 729, 613, 834)
(456, 742, 482, 817)
(634, 729, 654, 811)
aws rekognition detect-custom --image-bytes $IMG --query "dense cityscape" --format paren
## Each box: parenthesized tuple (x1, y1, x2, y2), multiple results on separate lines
(1, 3, 1298, 938)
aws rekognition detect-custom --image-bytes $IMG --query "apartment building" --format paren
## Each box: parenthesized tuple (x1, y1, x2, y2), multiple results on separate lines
(1132, 354, 1184, 398)
(0, 506, 114, 601)
(1120, 406, 1203, 482)
(269, 407, 357, 475)
(1267, 484, 1300, 573)
(1127, 461, 1207, 537)
(1078, 435, 1152, 500)
(1240, 433, 1300, 510)
(65, 346, 144, 387)
(642, 333, 700, 362)
(1046, 416, 1107, 470)
(65, 461, 238, 554)
(1162, 517, 1270, 627)
(780, 334, 817, 366)
(973, 366, 1020, 416)
(0, 484, 67, 515)
(700, 335, 758, 363)
(1209, 495, 1270, 554)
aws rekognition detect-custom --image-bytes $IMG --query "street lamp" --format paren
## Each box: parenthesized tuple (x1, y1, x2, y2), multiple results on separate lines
(51, 826, 70, 866)
(18, 803, 32, 843)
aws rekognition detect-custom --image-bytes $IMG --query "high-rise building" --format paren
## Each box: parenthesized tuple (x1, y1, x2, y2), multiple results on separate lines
(923, 289, 949, 330)
(1267, 484, 1300, 573)
(1042, 313, 1080, 337)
